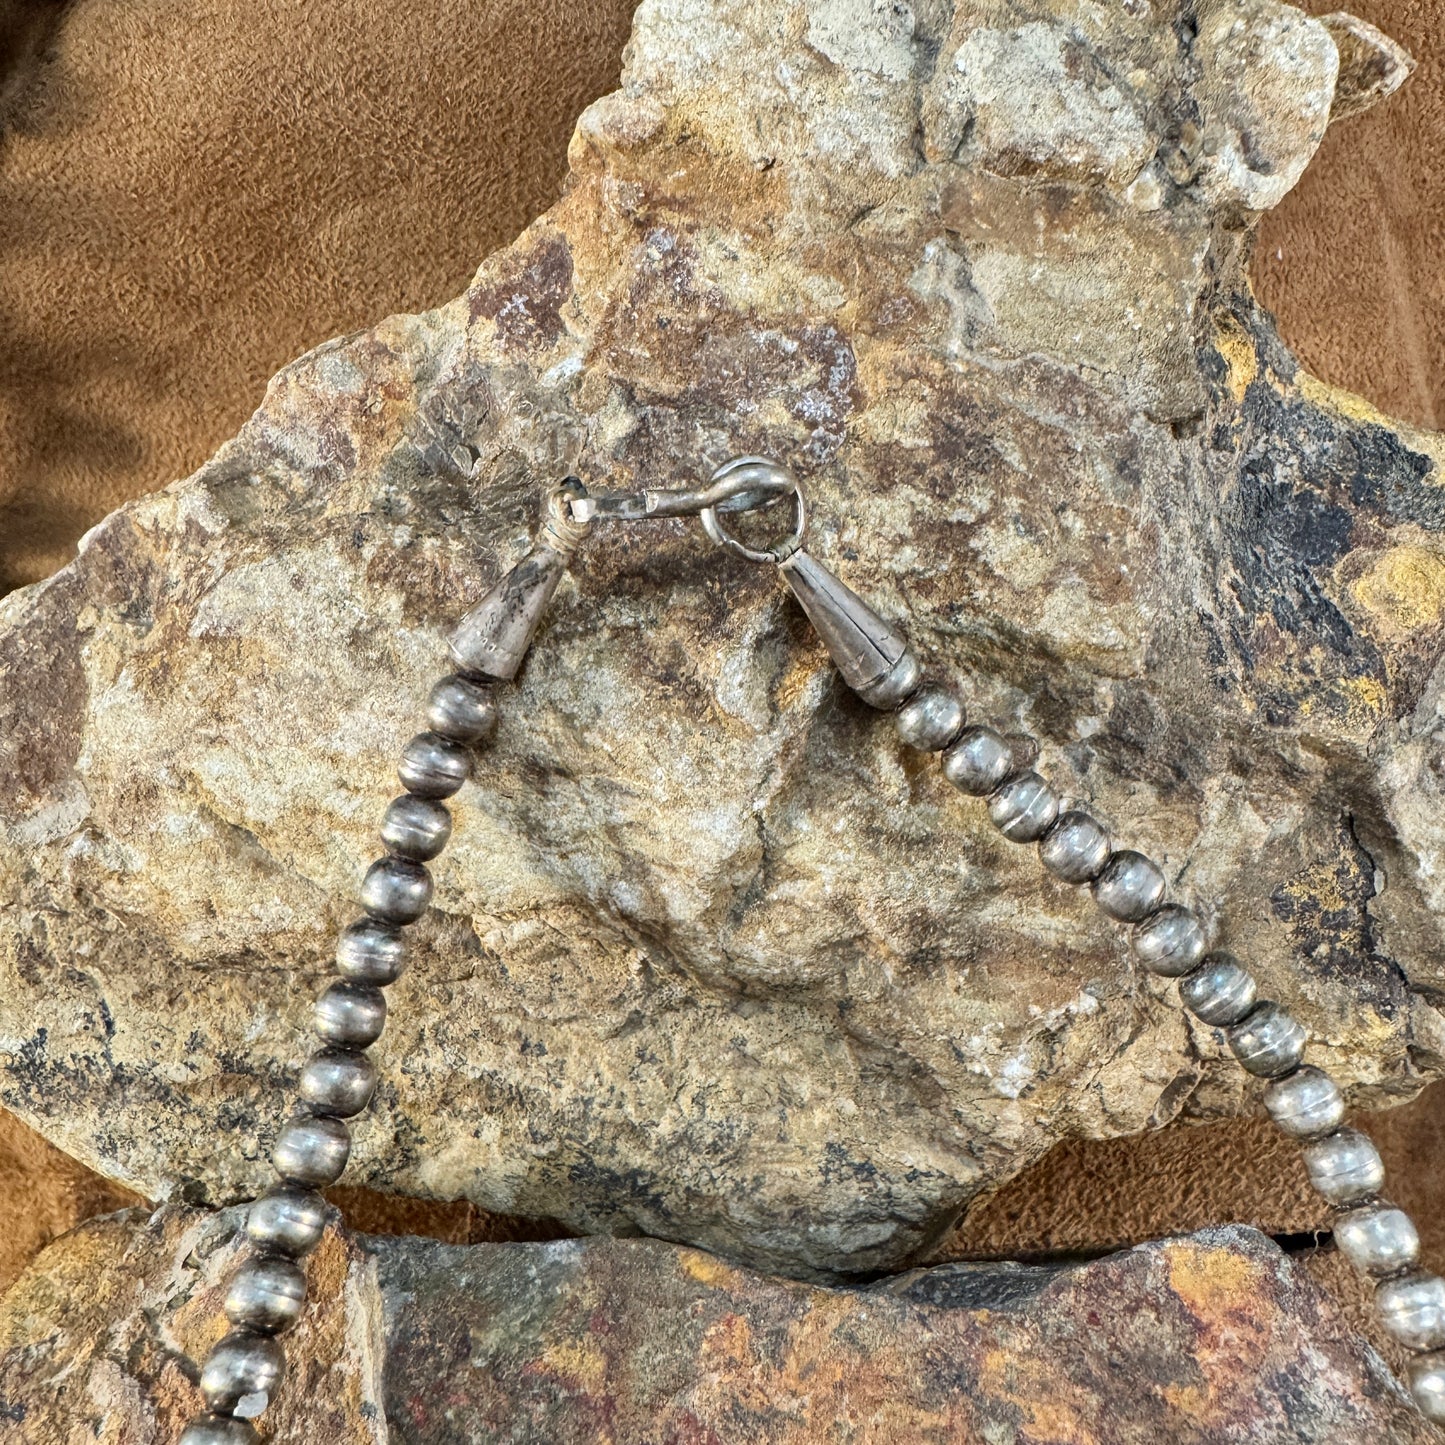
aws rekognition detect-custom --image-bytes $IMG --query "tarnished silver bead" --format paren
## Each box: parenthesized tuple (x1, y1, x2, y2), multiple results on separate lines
(1408, 1352, 1445, 1424)
(988, 772, 1059, 843)
(1091, 850, 1165, 922)
(380, 794, 452, 862)
(198, 1329, 285, 1413)
(426, 674, 497, 744)
(1179, 953, 1257, 1027)
(1227, 1001, 1307, 1078)
(335, 919, 407, 986)
(179, 1417, 259, 1445)
(224, 1255, 307, 1334)
(941, 726, 1014, 796)
(271, 1114, 351, 1188)
(246, 1187, 329, 1258)
(1302, 1127, 1385, 1206)
(1377, 1272, 1445, 1352)
(1336, 1205, 1420, 1277)
(397, 730, 471, 799)
(1132, 904, 1207, 977)
(314, 981, 387, 1048)
(1263, 1066, 1344, 1140)
(1038, 810, 1111, 884)
(359, 856, 432, 924)
(894, 684, 965, 751)
(298, 1048, 377, 1117)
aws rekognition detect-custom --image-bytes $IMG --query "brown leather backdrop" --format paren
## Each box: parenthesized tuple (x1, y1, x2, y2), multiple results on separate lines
(0, 0, 1440, 1369)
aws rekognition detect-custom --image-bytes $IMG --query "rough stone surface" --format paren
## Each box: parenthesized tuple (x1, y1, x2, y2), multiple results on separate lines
(0, 1206, 1436, 1443)
(1, 0, 1442, 1278)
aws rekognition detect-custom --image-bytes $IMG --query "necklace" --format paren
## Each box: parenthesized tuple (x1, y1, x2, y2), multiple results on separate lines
(176, 456, 1445, 1443)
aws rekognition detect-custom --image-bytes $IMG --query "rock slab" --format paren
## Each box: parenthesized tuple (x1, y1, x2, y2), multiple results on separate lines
(0, 0, 1442, 1277)
(0, 1207, 1435, 1443)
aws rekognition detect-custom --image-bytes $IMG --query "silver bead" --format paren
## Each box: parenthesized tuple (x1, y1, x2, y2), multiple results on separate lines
(894, 684, 965, 751)
(314, 981, 387, 1047)
(1227, 1001, 1307, 1078)
(1038, 810, 1111, 883)
(1263, 1066, 1344, 1140)
(335, 919, 407, 986)
(1179, 953, 1257, 1026)
(988, 772, 1059, 843)
(246, 1187, 329, 1257)
(224, 1255, 307, 1334)
(359, 856, 432, 924)
(298, 1048, 377, 1117)
(941, 726, 1014, 796)
(1091, 849, 1165, 922)
(1408, 1352, 1445, 1424)
(397, 731, 470, 799)
(1377, 1272, 1445, 1352)
(271, 1114, 351, 1188)
(426, 674, 497, 744)
(380, 794, 452, 862)
(179, 1417, 259, 1445)
(1302, 1127, 1385, 1206)
(1132, 904, 1207, 977)
(198, 1329, 285, 1413)
(1335, 1205, 1420, 1277)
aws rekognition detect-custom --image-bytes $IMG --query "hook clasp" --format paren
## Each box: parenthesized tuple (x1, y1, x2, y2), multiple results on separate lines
(569, 455, 808, 564)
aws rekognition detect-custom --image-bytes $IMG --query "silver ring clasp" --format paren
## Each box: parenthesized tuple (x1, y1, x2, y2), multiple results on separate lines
(699, 456, 807, 564)
(567, 455, 807, 565)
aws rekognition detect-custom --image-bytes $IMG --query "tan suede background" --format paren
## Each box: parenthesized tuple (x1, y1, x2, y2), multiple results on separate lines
(0, 0, 1440, 1362)
(0, 0, 637, 590)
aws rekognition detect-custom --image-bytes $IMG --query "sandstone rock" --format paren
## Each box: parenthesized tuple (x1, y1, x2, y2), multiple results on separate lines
(0, 1206, 1434, 1443)
(1, 0, 1442, 1278)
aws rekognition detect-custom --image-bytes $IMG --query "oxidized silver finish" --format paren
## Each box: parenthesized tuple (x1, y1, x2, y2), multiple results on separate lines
(699, 457, 809, 564)
(246, 1187, 329, 1258)
(335, 920, 406, 985)
(426, 674, 498, 743)
(224, 1256, 307, 1334)
(380, 794, 452, 861)
(778, 548, 921, 708)
(199, 1330, 286, 1413)
(574, 457, 808, 564)
(1302, 1127, 1385, 1205)
(185, 451, 1445, 1438)
(894, 684, 965, 751)
(1263, 1066, 1344, 1140)
(271, 1114, 351, 1188)
(1038, 810, 1111, 883)
(397, 731, 470, 799)
(1228, 1001, 1307, 1078)
(1377, 1272, 1445, 1351)
(988, 772, 1059, 842)
(1336, 1205, 1421, 1277)
(1132, 905, 1207, 977)
(1179, 953, 1257, 1026)
(941, 725, 1014, 796)
(298, 1047, 377, 1117)
(575, 455, 798, 525)
(1091, 850, 1165, 922)
(314, 981, 387, 1047)
(1408, 1353, 1445, 1424)
(359, 856, 432, 923)
(448, 480, 590, 681)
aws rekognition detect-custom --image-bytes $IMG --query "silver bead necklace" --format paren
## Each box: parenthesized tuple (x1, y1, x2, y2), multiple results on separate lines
(177, 456, 1445, 1442)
